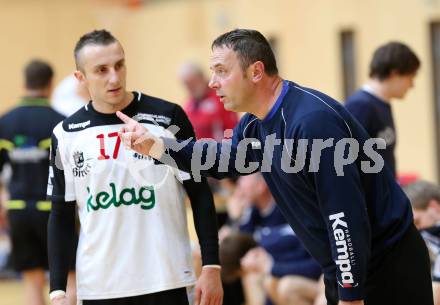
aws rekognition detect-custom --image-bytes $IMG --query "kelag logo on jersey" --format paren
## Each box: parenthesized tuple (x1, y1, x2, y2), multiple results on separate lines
(72, 151, 92, 177)
(86, 183, 155, 212)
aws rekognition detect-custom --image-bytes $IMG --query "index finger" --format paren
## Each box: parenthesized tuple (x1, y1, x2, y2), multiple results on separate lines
(116, 111, 137, 125)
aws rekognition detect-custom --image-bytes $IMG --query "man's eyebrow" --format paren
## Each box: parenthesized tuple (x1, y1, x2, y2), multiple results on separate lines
(210, 63, 224, 69)
(92, 59, 124, 70)
(92, 63, 107, 70)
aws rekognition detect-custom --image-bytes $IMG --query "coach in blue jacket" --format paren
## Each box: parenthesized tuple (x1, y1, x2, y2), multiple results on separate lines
(117, 29, 432, 305)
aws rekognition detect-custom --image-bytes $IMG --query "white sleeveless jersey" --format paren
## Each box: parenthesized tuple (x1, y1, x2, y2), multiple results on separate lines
(47, 92, 196, 300)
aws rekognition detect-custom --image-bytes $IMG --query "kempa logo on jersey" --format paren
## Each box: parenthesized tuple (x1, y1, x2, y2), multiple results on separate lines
(68, 120, 91, 130)
(72, 151, 92, 177)
(329, 212, 358, 288)
(86, 183, 155, 211)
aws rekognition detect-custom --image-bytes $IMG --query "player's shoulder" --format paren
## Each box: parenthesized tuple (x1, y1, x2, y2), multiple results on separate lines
(283, 83, 347, 125)
(135, 92, 184, 126)
(0, 104, 32, 120)
(47, 107, 66, 120)
(291, 83, 341, 107)
(282, 84, 353, 136)
(0, 106, 18, 123)
(137, 92, 180, 115)
(0, 104, 64, 129)
(345, 90, 377, 108)
(56, 105, 91, 134)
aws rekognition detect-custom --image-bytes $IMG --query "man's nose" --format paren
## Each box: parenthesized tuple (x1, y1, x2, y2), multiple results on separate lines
(209, 75, 219, 89)
(109, 69, 120, 84)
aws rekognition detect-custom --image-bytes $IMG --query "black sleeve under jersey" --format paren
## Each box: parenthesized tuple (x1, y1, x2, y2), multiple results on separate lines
(173, 105, 220, 266)
(47, 131, 76, 292)
(48, 200, 76, 292)
(47, 133, 67, 201)
(0, 118, 9, 175)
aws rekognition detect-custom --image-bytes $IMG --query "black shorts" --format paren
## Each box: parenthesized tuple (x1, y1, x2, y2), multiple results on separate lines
(82, 287, 192, 305)
(7, 200, 76, 272)
(324, 224, 433, 305)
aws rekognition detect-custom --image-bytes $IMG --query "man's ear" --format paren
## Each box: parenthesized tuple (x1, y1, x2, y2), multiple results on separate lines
(74, 70, 85, 84)
(46, 80, 54, 96)
(389, 69, 402, 79)
(250, 61, 265, 83)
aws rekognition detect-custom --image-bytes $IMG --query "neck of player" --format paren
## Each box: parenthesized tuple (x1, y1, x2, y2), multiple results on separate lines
(366, 79, 392, 103)
(252, 76, 284, 120)
(92, 91, 134, 114)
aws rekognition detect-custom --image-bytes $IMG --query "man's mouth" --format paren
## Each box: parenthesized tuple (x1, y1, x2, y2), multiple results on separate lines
(108, 87, 121, 94)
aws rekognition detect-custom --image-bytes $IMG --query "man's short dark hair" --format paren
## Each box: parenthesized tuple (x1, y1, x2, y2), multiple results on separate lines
(24, 59, 53, 90)
(369, 42, 420, 80)
(74, 29, 118, 70)
(219, 232, 257, 283)
(404, 180, 440, 210)
(212, 29, 278, 76)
